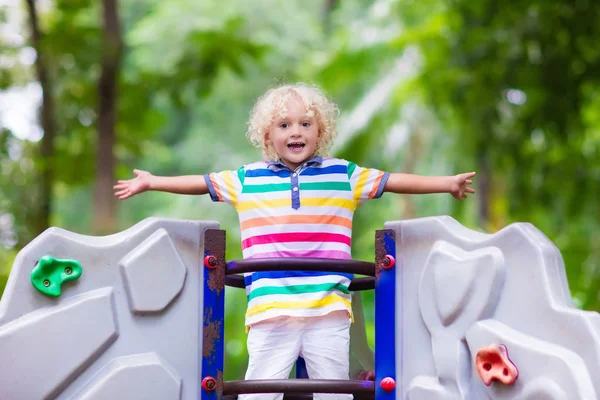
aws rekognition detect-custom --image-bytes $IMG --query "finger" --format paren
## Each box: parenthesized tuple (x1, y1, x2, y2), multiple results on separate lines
(463, 171, 476, 179)
(466, 180, 473, 185)
(133, 169, 142, 176)
(462, 193, 468, 198)
(117, 180, 131, 185)
(118, 193, 131, 200)
(114, 189, 128, 197)
(465, 188, 476, 194)
(113, 183, 127, 190)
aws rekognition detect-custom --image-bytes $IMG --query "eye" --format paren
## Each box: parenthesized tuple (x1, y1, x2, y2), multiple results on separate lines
(302, 122, 311, 127)
(280, 123, 289, 129)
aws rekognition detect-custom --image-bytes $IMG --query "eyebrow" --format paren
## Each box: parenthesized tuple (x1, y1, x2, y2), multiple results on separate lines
(275, 114, 314, 120)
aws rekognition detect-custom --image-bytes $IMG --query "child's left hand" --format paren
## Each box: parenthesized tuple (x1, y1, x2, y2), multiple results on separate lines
(450, 172, 476, 200)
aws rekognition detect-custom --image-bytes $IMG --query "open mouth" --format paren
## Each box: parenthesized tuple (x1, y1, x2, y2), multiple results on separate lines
(287, 142, 305, 150)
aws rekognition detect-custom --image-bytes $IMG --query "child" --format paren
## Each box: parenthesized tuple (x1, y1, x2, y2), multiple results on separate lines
(113, 83, 475, 400)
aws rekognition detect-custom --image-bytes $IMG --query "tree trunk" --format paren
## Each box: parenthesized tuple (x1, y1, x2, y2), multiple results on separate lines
(400, 126, 423, 220)
(323, 0, 338, 34)
(25, 0, 56, 237)
(94, 0, 123, 234)
(477, 147, 491, 228)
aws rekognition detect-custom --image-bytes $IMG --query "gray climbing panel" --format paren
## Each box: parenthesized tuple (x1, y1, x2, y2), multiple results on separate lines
(2, 216, 599, 399)
(389, 216, 600, 399)
(0, 218, 218, 400)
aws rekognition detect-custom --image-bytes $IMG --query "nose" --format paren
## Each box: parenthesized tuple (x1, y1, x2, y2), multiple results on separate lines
(475, 344, 518, 386)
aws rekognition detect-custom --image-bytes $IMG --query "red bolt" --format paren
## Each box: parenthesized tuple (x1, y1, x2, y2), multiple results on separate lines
(202, 376, 217, 391)
(380, 377, 395, 392)
(381, 255, 395, 269)
(204, 255, 217, 269)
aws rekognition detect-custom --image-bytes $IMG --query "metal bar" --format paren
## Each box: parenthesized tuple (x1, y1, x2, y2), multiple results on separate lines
(223, 379, 375, 395)
(348, 277, 375, 291)
(223, 395, 315, 400)
(201, 229, 227, 400)
(226, 258, 376, 276)
(283, 395, 316, 400)
(374, 229, 397, 399)
(225, 393, 374, 400)
(225, 275, 245, 288)
(225, 274, 375, 291)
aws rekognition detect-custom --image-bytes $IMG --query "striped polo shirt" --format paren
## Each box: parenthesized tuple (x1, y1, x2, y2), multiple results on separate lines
(205, 156, 389, 327)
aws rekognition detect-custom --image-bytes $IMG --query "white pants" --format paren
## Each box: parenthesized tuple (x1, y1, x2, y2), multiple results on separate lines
(240, 311, 352, 400)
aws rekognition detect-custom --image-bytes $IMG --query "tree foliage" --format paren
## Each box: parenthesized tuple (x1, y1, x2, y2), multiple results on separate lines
(1, 0, 598, 379)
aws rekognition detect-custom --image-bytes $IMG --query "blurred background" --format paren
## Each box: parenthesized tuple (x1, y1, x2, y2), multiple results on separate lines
(0, 0, 599, 379)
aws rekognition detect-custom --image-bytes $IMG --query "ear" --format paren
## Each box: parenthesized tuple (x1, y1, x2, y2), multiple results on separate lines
(265, 131, 271, 145)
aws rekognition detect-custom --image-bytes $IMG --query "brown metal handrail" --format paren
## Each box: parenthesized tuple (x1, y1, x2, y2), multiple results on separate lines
(225, 257, 377, 276)
(223, 379, 375, 398)
(219, 259, 379, 399)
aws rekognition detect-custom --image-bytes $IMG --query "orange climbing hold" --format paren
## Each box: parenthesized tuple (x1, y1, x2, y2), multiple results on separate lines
(475, 344, 518, 386)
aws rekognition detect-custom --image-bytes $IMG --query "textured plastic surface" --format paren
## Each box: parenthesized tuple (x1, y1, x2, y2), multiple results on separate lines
(386, 216, 600, 400)
(0, 218, 218, 400)
(3, 215, 599, 400)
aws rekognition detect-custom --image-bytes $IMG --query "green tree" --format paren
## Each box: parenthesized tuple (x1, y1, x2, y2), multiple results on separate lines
(394, 0, 600, 308)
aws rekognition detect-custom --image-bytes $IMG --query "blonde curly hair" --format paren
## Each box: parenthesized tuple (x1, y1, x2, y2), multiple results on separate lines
(246, 83, 340, 161)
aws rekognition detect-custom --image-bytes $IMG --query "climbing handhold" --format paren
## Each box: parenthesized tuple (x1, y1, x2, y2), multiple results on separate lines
(30, 256, 83, 297)
(475, 344, 518, 386)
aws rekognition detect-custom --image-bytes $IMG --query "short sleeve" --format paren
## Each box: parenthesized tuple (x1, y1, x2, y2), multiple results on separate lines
(204, 166, 245, 207)
(347, 161, 389, 206)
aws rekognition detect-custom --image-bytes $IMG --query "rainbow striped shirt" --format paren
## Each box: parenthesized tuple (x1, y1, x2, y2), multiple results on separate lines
(205, 157, 389, 326)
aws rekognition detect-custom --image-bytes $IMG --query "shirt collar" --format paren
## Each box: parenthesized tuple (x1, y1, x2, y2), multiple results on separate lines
(267, 155, 323, 171)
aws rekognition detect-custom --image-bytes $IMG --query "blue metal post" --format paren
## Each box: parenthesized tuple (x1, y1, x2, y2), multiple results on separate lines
(201, 229, 226, 400)
(374, 229, 398, 399)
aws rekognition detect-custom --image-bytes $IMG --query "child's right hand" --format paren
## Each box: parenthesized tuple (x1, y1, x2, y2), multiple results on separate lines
(113, 169, 153, 200)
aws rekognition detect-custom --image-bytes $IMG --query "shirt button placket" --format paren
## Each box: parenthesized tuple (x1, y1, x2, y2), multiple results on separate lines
(291, 170, 300, 210)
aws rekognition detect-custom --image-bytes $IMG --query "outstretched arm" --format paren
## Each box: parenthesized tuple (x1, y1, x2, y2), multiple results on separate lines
(113, 169, 209, 200)
(384, 171, 476, 200)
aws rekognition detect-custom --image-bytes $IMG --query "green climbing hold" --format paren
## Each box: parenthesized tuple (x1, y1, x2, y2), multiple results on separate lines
(30, 255, 83, 297)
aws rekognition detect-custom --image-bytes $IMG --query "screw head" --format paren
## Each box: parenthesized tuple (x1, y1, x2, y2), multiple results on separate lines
(381, 377, 395, 392)
(202, 376, 217, 391)
(204, 255, 217, 269)
(381, 255, 395, 269)
(65, 267, 72, 275)
(43, 279, 50, 287)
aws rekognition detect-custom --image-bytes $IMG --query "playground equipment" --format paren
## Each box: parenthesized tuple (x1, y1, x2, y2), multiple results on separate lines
(1, 216, 599, 399)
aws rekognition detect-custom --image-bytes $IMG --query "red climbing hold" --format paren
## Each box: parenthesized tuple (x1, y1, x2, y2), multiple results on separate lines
(475, 344, 518, 386)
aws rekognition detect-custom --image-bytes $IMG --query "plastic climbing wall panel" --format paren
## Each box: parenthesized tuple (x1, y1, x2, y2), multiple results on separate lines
(0, 218, 219, 400)
(386, 216, 600, 400)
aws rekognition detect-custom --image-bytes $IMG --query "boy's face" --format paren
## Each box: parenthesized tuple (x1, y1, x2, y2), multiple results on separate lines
(266, 95, 320, 170)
